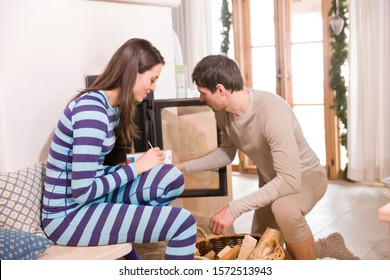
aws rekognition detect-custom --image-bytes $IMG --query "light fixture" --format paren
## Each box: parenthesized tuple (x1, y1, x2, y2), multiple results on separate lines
(330, 0, 344, 36)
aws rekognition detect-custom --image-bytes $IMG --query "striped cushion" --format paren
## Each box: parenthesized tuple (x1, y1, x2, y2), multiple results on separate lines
(0, 162, 46, 237)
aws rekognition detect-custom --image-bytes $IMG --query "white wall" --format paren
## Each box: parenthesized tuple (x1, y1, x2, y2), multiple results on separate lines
(0, 0, 178, 172)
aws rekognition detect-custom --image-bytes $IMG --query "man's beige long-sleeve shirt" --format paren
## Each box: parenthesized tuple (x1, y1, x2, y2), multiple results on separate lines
(183, 89, 326, 218)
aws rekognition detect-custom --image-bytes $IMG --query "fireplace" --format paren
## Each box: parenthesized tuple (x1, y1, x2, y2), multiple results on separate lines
(85, 75, 227, 197)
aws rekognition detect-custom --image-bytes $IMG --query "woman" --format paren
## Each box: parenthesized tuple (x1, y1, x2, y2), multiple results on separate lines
(42, 38, 197, 260)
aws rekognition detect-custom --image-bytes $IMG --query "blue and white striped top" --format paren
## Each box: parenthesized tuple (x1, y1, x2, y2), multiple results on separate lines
(42, 90, 138, 219)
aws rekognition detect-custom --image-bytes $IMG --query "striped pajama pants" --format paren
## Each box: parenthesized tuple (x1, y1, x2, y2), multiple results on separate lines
(42, 164, 197, 260)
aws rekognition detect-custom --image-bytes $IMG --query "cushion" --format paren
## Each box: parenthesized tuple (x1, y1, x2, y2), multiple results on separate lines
(0, 228, 53, 260)
(0, 162, 46, 237)
(382, 176, 390, 187)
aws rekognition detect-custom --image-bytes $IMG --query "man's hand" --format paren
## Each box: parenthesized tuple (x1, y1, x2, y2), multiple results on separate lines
(209, 205, 235, 235)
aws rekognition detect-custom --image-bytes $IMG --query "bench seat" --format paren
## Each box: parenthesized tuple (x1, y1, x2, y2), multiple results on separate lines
(378, 202, 390, 244)
(378, 202, 390, 222)
(37, 243, 132, 260)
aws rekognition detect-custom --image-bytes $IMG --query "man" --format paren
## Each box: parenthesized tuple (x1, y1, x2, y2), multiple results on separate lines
(175, 54, 329, 260)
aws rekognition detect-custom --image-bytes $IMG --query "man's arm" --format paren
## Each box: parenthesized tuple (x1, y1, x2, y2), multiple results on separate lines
(182, 147, 233, 173)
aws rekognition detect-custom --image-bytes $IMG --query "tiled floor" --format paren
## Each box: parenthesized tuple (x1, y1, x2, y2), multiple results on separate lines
(231, 172, 390, 260)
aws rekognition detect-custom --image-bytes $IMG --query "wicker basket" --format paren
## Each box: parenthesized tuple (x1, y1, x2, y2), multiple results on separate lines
(195, 227, 284, 260)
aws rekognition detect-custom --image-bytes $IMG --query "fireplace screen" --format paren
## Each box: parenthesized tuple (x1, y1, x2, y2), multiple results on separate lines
(153, 99, 227, 197)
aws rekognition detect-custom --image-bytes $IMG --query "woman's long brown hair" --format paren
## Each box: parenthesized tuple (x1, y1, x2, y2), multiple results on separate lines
(73, 38, 165, 146)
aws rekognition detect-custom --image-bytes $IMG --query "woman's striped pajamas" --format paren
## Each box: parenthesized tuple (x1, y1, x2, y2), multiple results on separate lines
(42, 91, 196, 260)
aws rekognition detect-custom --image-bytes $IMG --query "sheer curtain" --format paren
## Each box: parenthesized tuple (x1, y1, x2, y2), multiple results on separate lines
(172, 0, 213, 91)
(347, 0, 390, 182)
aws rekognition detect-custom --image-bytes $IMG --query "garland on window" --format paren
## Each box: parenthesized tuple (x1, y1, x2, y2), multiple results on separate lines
(220, 0, 232, 54)
(329, 0, 349, 176)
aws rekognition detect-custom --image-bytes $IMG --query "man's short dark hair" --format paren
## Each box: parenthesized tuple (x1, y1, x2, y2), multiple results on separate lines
(191, 55, 244, 93)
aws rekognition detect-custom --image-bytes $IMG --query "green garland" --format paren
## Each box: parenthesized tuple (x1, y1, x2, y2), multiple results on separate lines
(329, 0, 349, 175)
(220, 0, 232, 54)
